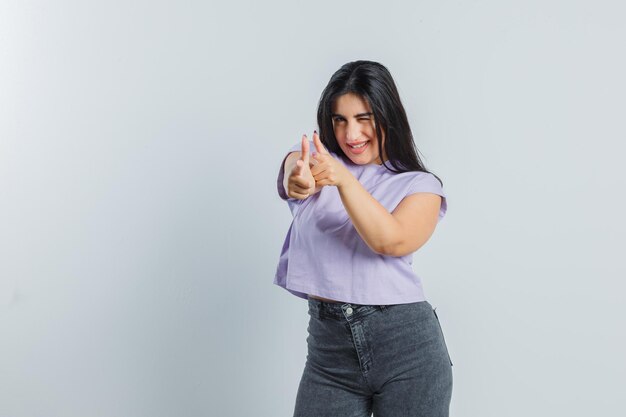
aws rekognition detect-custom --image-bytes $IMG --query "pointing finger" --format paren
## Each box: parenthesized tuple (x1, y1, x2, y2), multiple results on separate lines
(313, 131, 328, 154)
(301, 134, 310, 164)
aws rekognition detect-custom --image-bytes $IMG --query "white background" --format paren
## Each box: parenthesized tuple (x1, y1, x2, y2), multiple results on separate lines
(1, 1, 624, 416)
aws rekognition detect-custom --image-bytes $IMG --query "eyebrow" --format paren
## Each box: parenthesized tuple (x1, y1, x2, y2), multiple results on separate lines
(331, 112, 373, 118)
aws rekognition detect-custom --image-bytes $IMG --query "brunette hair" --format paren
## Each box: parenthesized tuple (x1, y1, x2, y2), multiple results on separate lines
(316, 60, 442, 186)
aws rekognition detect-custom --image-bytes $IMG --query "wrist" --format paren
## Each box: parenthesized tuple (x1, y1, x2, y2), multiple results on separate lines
(337, 173, 358, 190)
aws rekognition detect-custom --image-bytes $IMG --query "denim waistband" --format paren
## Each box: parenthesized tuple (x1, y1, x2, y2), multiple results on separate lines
(307, 297, 387, 320)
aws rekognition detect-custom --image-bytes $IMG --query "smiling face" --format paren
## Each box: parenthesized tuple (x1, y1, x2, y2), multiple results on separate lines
(331, 93, 387, 165)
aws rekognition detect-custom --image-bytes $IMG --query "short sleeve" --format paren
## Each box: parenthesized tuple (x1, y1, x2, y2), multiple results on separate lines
(277, 142, 305, 201)
(406, 172, 448, 221)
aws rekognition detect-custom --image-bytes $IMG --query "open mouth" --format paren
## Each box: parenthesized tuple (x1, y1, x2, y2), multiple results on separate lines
(348, 141, 368, 149)
(347, 141, 369, 154)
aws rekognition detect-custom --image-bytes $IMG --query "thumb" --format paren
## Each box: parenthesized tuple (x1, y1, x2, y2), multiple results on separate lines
(294, 159, 305, 175)
(294, 160, 312, 188)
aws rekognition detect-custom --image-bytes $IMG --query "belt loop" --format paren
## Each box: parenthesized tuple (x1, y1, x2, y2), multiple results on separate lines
(379, 305, 387, 312)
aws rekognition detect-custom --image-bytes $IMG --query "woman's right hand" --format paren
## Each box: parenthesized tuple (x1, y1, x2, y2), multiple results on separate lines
(287, 135, 317, 200)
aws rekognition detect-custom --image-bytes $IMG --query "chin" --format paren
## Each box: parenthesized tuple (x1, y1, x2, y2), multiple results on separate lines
(351, 157, 374, 165)
(340, 147, 377, 165)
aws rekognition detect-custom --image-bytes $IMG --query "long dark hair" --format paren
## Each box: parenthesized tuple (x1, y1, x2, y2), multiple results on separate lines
(316, 60, 443, 186)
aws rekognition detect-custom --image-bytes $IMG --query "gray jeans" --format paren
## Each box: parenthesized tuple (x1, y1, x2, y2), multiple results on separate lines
(293, 298, 453, 417)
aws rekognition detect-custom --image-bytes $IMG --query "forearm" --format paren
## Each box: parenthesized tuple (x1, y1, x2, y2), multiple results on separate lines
(337, 176, 401, 255)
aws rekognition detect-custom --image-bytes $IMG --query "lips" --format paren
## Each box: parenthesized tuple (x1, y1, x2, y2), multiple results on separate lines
(347, 140, 369, 154)
(347, 141, 369, 148)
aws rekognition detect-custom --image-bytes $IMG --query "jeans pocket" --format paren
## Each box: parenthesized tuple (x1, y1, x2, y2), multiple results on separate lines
(432, 308, 453, 367)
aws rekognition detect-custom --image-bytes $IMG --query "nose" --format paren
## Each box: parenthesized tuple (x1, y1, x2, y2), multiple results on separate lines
(346, 120, 361, 141)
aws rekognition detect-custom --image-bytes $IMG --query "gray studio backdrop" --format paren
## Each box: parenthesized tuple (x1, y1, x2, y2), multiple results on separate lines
(1, 1, 624, 416)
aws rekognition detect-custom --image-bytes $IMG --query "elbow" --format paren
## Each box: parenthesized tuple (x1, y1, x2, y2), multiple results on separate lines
(371, 230, 409, 257)
(377, 238, 423, 258)
(376, 219, 439, 257)
(374, 240, 403, 257)
(367, 239, 390, 256)
(376, 245, 406, 258)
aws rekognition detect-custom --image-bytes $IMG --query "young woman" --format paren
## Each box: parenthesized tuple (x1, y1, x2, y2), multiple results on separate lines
(274, 60, 453, 417)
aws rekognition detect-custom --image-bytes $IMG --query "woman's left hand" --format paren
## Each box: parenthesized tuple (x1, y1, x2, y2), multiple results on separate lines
(310, 131, 353, 188)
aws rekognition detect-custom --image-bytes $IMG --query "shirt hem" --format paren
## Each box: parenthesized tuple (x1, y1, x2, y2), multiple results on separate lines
(273, 280, 427, 306)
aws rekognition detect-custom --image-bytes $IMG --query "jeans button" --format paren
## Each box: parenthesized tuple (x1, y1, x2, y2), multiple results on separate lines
(345, 307, 353, 315)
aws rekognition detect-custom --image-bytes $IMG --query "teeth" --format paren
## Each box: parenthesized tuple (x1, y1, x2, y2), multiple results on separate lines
(350, 142, 367, 148)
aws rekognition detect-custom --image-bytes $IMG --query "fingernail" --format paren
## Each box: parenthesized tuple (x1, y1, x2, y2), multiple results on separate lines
(314, 130, 318, 134)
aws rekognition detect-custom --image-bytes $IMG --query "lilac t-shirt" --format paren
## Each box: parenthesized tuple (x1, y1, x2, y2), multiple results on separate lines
(274, 141, 448, 305)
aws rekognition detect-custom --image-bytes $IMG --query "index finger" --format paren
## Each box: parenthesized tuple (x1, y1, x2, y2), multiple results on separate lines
(300, 134, 309, 164)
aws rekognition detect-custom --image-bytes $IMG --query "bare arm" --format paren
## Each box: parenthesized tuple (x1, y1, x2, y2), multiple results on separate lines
(338, 176, 441, 257)
(308, 132, 441, 256)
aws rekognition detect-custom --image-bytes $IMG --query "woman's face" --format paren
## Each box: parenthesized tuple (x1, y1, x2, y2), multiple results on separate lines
(331, 93, 387, 165)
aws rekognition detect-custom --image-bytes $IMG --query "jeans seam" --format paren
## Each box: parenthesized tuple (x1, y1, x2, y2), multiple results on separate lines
(433, 308, 454, 367)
